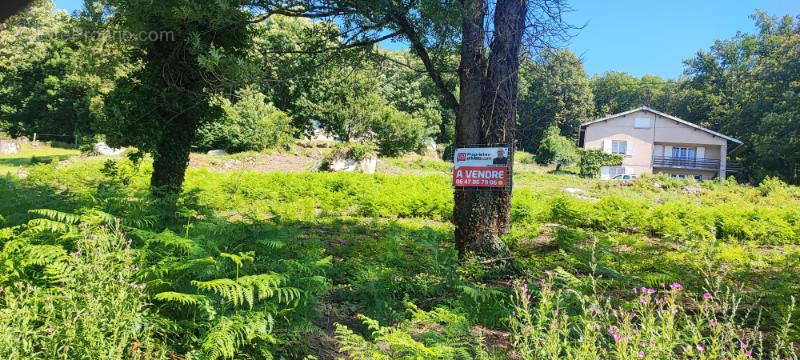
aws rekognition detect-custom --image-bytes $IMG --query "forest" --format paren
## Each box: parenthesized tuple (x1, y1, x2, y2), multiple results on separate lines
(1, 0, 799, 359)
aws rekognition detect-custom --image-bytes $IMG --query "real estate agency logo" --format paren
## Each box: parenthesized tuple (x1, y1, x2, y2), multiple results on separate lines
(457, 153, 467, 162)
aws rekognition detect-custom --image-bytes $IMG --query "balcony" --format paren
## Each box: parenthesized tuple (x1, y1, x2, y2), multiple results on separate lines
(653, 156, 720, 170)
(653, 156, 742, 172)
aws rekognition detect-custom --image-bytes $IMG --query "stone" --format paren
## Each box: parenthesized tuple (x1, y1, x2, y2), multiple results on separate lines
(207, 149, 229, 155)
(0, 140, 20, 154)
(325, 155, 377, 174)
(682, 185, 703, 195)
(93, 142, 124, 156)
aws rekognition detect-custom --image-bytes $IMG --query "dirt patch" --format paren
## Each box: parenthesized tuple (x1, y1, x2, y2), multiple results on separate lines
(190, 150, 326, 173)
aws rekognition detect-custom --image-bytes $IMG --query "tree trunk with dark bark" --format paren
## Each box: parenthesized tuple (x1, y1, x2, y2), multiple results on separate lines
(150, 115, 197, 198)
(453, 0, 528, 260)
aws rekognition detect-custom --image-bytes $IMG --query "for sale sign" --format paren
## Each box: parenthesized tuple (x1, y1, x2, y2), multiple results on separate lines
(452, 147, 511, 188)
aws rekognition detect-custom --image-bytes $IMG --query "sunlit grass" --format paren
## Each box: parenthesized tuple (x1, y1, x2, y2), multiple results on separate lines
(0, 143, 79, 175)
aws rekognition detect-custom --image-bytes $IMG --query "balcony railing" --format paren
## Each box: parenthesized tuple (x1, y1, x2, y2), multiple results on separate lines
(653, 156, 720, 170)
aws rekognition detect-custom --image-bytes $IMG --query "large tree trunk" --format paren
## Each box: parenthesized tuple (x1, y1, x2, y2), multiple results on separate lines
(150, 115, 197, 197)
(453, 0, 528, 259)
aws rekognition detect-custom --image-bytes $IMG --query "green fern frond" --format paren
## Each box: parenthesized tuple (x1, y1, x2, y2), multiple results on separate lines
(193, 278, 245, 307)
(220, 251, 255, 269)
(334, 322, 387, 360)
(24, 218, 75, 234)
(142, 229, 201, 255)
(28, 209, 81, 225)
(201, 312, 275, 359)
(154, 291, 210, 306)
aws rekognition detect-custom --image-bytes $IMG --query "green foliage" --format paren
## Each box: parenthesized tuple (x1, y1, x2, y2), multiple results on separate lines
(0, 222, 164, 359)
(509, 274, 798, 359)
(335, 304, 481, 359)
(535, 127, 579, 168)
(518, 49, 594, 151)
(197, 87, 294, 153)
(578, 149, 623, 178)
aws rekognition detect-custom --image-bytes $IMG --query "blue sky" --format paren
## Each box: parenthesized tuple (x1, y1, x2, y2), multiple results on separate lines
(53, 0, 799, 79)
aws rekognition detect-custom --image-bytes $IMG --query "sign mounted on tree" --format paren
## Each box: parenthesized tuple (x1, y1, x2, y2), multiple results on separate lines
(452, 146, 512, 189)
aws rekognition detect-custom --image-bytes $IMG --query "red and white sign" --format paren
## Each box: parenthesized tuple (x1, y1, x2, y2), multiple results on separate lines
(452, 147, 510, 188)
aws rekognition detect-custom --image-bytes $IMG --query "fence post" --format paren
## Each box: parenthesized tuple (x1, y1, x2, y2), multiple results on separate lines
(33, 133, 37, 143)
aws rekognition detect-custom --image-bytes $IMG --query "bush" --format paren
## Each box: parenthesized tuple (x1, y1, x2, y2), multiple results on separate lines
(371, 106, 428, 156)
(578, 149, 623, 178)
(320, 142, 379, 170)
(509, 273, 797, 359)
(536, 128, 579, 170)
(197, 86, 293, 153)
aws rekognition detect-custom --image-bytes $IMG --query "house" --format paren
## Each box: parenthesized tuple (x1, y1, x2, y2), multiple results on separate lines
(577, 107, 742, 180)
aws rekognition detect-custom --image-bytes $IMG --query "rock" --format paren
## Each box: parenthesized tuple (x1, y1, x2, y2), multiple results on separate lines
(0, 140, 20, 154)
(562, 187, 583, 194)
(16, 168, 28, 179)
(682, 185, 703, 195)
(326, 155, 377, 174)
(93, 142, 124, 156)
(207, 149, 229, 156)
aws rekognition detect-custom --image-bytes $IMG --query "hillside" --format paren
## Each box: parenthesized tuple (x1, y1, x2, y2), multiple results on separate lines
(1, 145, 798, 358)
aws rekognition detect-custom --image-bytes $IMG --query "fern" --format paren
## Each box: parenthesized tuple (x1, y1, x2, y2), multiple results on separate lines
(154, 291, 210, 306)
(28, 209, 81, 225)
(201, 312, 277, 359)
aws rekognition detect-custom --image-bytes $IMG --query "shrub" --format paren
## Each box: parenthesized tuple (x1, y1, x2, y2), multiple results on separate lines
(197, 86, 293, 153)
(509, 273, 798, 359)
(371, 107, 428, 156)
(536, 127, 579, 170)
(0, 223, 164, 359)
(578, 149, 623, 178)
(515, 151, 535, 164)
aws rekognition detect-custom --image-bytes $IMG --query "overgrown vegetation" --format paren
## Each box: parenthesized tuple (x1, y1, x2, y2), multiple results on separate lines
(1, 152, 799, 358)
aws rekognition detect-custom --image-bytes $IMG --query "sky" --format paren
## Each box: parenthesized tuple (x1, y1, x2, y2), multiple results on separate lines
(53, 0, 799, 79)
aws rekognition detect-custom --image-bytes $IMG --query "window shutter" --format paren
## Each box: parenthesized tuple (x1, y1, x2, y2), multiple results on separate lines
(696, 146, 705, 160)
(602, 139, 612, 154)
(664, 145, 673, 158)
(626, 141, 633, 156)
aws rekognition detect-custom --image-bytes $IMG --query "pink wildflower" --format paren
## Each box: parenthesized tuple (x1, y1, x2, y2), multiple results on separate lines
(710, 319, 718, 327)
(670, 282, 683, 291)
(703, 293, 712, 300)
(613, 333, 621, 342)
(697, 344, 705, 352)
(640, 296, 649, 305)
(638, 351, 645, 358)
(595, 323, 602, 331)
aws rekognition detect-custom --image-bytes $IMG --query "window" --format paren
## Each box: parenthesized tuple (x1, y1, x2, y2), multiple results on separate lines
(612, 140, 627, 155)
(634, 117, 652, 128)
(609, 167, 626, 178)
(693, 175, 703, 182)
(671, 147, 696, 159)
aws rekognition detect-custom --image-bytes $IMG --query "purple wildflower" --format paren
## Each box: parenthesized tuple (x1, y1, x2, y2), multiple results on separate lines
(613, 333, 621, 342)
(703, 293, 712, 300)
(595, 323, 602, 331)
(710, 319, 718, 327)
(697, 344, 705, 352)
(640, 296, 649, 305)
(638, 351, 645, 358)
(670, 282, 683, 291)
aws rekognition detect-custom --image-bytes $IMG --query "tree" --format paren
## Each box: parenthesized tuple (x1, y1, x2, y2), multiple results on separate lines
(0, 0, 127, 141)
(535, 127, 579, 171)
(268, 0, 572, 259)
(681, 12, 800, 184)
(518, 49, 594, 152)
(196, 86, 293, 153)
(100, 0, 253, 196)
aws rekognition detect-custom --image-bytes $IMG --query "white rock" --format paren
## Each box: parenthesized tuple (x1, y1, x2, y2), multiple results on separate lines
(563, 187, 583, 194)
(326, 155, 377, 174)
(207, 149, 229, 155)
(93, 142, 124, 156)
(0, 140, 20, 154)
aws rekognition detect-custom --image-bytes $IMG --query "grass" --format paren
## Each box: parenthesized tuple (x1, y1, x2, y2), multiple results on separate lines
(0, 142, 79, 175)
(1, 145, 799, 358)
